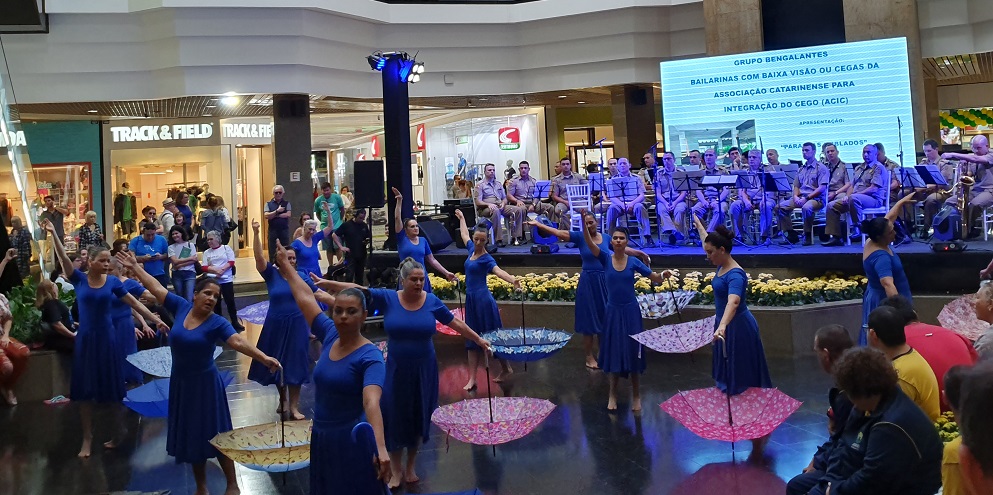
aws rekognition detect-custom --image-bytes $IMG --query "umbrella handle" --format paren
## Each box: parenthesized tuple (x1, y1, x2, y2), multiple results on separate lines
(665, 281, 683, 323)
(483, 352, 495, 425)
(521, 288, 527, 372)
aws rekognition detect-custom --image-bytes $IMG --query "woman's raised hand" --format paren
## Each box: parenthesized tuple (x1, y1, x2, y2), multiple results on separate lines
(454, 209, 464, 220)
(115, 250, 138, 270)
(274, 239, 290, 267)
(252, 219, 261, 233)
(391, 187, 402, 200)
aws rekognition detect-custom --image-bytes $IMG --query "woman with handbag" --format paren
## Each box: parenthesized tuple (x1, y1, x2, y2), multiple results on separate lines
(168, 226, 198, 301)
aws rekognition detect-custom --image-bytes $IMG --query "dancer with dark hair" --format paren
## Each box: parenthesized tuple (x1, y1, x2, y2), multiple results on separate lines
(860, 193, 917, 345)
(454, 208, 518, 391)
(392, 187, 455, 292)
(274, 242, 390, 494)
(528, 212, 650, 369)
(583, 225, 667, 411)
(309, 256, 491, 490)
(116, 249, 280, 495)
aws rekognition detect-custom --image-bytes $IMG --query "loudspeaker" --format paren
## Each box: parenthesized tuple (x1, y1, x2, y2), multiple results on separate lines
(761, 0, 844, 50)
(275, 97, 308, 118)
(442, 204, 477, 249)
(418, 219, 453, 252)
(932, 207, 961, 241)
(630, 88, 648, 106)
(353, 160, 386, 208)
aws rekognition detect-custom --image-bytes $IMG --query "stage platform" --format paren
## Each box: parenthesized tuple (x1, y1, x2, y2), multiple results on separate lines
(369, 238, 993, 294)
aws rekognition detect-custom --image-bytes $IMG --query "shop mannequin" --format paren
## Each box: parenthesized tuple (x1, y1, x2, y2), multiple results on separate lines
(113, 183, 137, 238)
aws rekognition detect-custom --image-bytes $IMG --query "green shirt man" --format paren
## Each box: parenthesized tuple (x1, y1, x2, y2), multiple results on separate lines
(314, 182, 345, 230)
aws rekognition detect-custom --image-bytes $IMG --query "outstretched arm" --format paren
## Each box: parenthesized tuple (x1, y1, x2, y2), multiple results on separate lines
(252, 219, 267, 274)
(43, 220, 74, 279)
(309, 272, 362, 293)
(884, 193, 916, 223)
(0, 249, 15, 278)
(425, 254, 455, 281)
(692, 214, 708, 243)
(445, 318, 492, 351)
(491, 266, 521, 290)
(392, 187, 404, 234)
(582, 216, 601, 258)
(120, 294, 169, 334)
(275, 240, 324, 326)
(455, 209, 470, 245)
(526, 220, 570, 241)
(115, 251, 169, 305)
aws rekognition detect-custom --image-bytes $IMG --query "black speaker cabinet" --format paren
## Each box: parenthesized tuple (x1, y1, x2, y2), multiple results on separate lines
(761, 0, 844, 50)
(353, 160, 386, 208)
(418, 219, 454, 252)
(441, 203, 476, 249)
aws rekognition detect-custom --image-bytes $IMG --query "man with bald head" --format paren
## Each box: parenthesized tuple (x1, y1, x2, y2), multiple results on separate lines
(607, 157, 654, 246)
(943, 135, 993, 235)
(692, 148, 730, 230)
(824, 144, 887, 246)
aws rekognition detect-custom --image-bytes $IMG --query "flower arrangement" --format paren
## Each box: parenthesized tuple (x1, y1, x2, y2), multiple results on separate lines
(429, 270, 865, 307)
(935, 411, 960, 443)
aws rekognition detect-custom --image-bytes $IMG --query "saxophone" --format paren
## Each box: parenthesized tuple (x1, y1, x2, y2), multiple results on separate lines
(957, 162, 975, 240)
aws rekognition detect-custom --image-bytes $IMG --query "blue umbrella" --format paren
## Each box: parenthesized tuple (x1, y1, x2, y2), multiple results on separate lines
(127, 346, 224, 378)
(481, 328, 572, 362)
(237, 301, 269, 325)
(124, 371, 234, 417)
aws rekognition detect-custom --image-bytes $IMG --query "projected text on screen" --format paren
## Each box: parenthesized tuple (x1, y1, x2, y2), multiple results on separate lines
(660, 37, 915, 165)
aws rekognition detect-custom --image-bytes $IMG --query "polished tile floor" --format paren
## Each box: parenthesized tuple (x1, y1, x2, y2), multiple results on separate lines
(0, 337, 833, 495)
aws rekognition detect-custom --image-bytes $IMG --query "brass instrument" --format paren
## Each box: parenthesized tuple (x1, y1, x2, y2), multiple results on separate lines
(956, 161, 975, 240)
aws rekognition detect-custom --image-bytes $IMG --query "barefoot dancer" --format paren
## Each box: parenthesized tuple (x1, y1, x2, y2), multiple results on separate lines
(454, 209, 519, 390)
(308, 256, 492, 490)
(45, 220, 168, 458)
(582, 225, 666, 411)
(528, 212, 650, 369)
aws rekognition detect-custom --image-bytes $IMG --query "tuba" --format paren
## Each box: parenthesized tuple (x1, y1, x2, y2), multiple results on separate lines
(956, 162, 975, 240)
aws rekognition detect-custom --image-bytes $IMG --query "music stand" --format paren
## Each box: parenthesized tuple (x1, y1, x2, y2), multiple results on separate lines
(778, 164, 799, 187)
(588, 173, 606, 193)
(534, 180, 552, 200)
(915, 165, 948, 188)
(759, 171, 795, 249)
(606, 175, 646, 248)
(677, 171, 705, 245)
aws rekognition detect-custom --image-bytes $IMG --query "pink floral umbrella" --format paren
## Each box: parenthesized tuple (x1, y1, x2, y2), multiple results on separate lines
(431, 396, 555, 446)
(661, 387, 801, 446)
(631, 316, 716, 354)
(938, 294, 987, 341)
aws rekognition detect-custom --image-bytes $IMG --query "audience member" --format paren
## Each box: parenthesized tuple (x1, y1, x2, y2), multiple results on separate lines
(972, 285, 993, 359)
(941, 366, 969, 495)
(129, 222, 170, 289)
(867, 305, 941, 421)
(0, 291, 29, 406)
(811, 347, 942, 495)
(35, 279, 75, 354)
(880, 295, 978, 410)
(957, 360, 993, 495)
(787, 324, 855, 495)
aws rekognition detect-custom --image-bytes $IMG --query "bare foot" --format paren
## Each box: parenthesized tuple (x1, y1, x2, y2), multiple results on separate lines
(631, 397, 642, 412)
(463, 380, 477, 391)
(103, 439, 118, 449)
(404, 471, 420, 484)
(78, 437, 93, 458)
(289, 410, 305, 421)
(585, 357, 599, 370)
(0, 388, 16, 405)
(223, 486, 241, 495)
(388, 475, 402, 489)
(606, 397, 617, 411)
(492, 368, 513, 383)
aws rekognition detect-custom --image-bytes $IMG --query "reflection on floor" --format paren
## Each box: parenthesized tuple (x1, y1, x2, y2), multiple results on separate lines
(0, 337, 834, 495)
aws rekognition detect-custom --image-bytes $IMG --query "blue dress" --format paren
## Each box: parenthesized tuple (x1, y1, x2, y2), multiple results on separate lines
(69, 269, 129, 403)
(309, 313, 386, 495)
(463, 241, 501, 350)
(248, 264, 319, 386)
(711, 267, 772, 396)
(163, 293, 236, 464)
(291, 231, 326, 278)
(570, 231, 610, 336)
(861, 249, 912, 345)
(369, 288, 454, 450)
(111, 278, 147, 385)
(596, 253, 651, 377)
(397, 234, 433, 293)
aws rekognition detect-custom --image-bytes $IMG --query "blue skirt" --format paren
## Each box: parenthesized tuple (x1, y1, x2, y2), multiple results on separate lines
(712, 309, 772, 396)
(167, 367, 232, 464)
(464, 288, 502, 350)
(70, 322, 126, 403)
(597, 300, 645, 378)
(114, 315, 144, 385)
(249, 310, 312, 386)
(574, 269, 607, 335)
(382, 354, 438, 451)
(861, 287, 885, 346)
(311, 418, 383, 495)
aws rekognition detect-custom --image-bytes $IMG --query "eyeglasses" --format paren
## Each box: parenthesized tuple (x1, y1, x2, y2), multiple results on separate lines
(274, 191, 284, 194)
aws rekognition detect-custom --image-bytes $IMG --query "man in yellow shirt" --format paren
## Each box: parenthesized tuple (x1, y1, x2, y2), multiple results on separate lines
(941, 366, 969, 495)
(867, 306, 941, 421)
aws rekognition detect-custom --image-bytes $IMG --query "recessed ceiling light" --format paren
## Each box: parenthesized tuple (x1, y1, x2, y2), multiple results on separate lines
(479, 98, 489, 101)
(222, 91, 237, 97)
(221, 95, 239, 106)
(87, 109, 98, 113)
(558, 95, 567, 99)
(577, 101, 587, 104)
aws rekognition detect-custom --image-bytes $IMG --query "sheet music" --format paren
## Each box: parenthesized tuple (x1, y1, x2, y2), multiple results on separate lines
(606, 176, 641, 201)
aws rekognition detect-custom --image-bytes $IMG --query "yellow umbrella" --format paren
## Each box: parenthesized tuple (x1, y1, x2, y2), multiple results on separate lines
(210, 419, 313, 472)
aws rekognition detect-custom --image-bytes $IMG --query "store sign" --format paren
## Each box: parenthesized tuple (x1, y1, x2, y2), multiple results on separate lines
(222, 122, 273, 139)
(1, 130, 26, 148)
(371, 136, 380, 157)
(499, 127, 520, 150)
(110, 123, 214, 143)
(416, 124, 425, 151)
(456, 135, 469, 145)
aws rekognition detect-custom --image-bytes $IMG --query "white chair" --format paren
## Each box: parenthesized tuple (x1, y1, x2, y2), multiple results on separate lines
(566, 183, 593, 232)
(983, 206, 993, 241)
(849, 168, 891, 246)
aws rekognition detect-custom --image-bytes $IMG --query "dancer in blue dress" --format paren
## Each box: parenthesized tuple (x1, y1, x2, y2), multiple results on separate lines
(583, 224, 666, 411)
(274, 243, 391, 495)
(311, 256, 491, 490)
(529, 211, 650, 369)
(455, 208, 519, 390)
(110, 259, 153, 386)
(249, 222, 335, 420)
(860, 194, 916, 345)
(291, 202, 342, 277)
(392, 187, 456, 292)
(692, 215, 773, 454)
(45, 220, 168, 458)
(116, 250, 281, 495)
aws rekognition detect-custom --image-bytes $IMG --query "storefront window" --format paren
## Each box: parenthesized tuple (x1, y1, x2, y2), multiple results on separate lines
(424, 112, 543, 205)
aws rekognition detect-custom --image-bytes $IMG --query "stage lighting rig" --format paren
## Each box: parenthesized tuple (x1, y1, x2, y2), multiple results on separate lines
(367, 51, 425, 84)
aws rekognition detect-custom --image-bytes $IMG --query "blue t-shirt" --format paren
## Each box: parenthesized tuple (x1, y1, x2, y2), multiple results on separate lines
(311, 314, 386, 425)
(129, 235, 169, 276)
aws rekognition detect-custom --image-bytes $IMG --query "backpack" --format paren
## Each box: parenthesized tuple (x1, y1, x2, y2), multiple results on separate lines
(200, 210, 231, 244)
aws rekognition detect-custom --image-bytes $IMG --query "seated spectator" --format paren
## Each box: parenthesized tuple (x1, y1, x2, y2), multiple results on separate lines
(880, 295, 978, 411)
(812, 347, 942, 495)
(49, 263, 75, 294)
(867, 305, 941, 421)
(972, 284, 993, 359)
(941, 366, 969, 495)
(111, 238, 129, 255)
(958, 360, 993, 495)
(0, 292, 29, 406)
(35, 279, 75, 354)
(787, 324, 855, 495)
